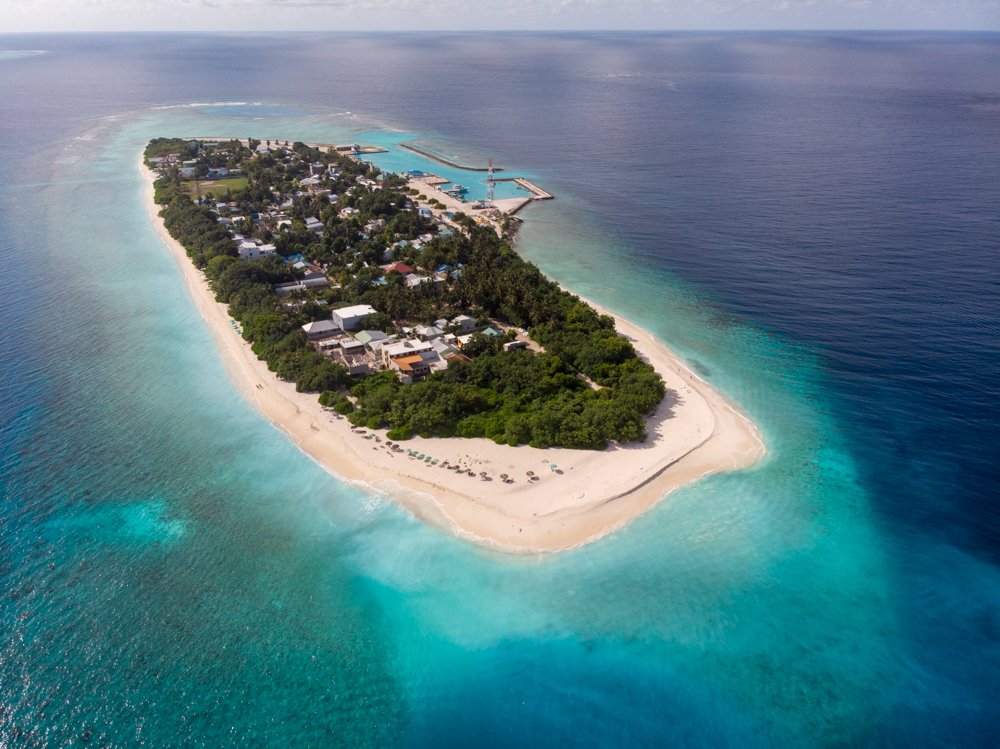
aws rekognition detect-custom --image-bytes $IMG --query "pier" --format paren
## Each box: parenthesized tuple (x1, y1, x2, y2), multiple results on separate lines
(400, 142, 503, 172)
(500, 177, 553, 201)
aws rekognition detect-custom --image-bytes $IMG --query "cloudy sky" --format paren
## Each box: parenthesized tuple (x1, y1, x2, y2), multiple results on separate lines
(1, 0, 997, 32)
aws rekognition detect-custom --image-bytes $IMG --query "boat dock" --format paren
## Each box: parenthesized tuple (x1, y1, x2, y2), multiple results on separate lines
(501, 177, 553, 201)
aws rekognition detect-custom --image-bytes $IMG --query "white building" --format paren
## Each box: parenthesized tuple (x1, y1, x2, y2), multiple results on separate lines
(380, 339, 433, 366)
(331, 304, 378, 332)
(451, 314, 476, 332)
(237, 241, 278, 261)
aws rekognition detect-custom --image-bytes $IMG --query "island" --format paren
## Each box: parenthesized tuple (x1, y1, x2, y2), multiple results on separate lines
(141, 136, 765, 552)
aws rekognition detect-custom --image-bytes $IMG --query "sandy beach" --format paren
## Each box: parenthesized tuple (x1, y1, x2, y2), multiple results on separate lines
(141, 158, 765, 553)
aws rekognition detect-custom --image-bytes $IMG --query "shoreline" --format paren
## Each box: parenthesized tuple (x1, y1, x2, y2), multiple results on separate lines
(140, 156, 765, 553)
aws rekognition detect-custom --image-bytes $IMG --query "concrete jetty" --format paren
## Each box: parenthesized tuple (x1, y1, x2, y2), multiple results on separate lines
(400, 142, 502, 172)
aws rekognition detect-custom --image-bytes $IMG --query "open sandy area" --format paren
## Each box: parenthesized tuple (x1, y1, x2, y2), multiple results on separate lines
(141, 158, 765, 553)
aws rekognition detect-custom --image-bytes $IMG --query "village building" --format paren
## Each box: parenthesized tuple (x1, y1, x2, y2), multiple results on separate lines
(451, 314, 476, 332)
(331, 304, 378, 332)
(237, 241, 278, 260)
(301, 319, 340, 340)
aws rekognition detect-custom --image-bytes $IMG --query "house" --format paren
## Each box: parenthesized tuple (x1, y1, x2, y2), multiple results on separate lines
(384, 262, 414, 275)
(380, 339, 433, 368)
(430, 338, 458, 358)
(274, 271, 329, 296)
(304, 216, 323, 233)
(354, 330, 389, 350)
(331, 304, 377, 332)
(504, 340, 528, 352)
(381, 340, 445, 383)
(404, 273, 430, 288)
(456, 328, 500, 349)
(300, 270, 328, 284)
(237, 241, 278, 261)
(451, 314, 476, 332)
(340, 339, 366, 356)
(389, 354, 432, 383)
(302, 319, 340, 340)
(414, 324, 445, 340)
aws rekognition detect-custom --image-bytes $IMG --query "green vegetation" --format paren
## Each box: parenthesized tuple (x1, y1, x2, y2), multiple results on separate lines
(145, 137, 666, 449)
(144, 137, 198, 164)
(319, 391, 355, 414)
(346, 227, 665, 448)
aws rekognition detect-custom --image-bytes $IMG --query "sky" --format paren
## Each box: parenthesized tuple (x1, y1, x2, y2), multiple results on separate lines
(0, 0, 997, 33)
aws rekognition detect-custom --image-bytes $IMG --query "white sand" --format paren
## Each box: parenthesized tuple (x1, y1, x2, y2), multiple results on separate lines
(141, 158, 765, 553)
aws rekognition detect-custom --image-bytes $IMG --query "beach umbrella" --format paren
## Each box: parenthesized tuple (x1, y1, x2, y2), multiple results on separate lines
(500, 473, 508, 480)
(526, 470, 534, 477)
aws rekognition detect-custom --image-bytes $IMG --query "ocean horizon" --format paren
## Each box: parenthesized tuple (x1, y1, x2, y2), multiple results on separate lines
(1, 32, 998, 747)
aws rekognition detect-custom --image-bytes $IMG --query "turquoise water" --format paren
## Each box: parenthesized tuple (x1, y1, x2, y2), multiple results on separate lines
(2, 34, 998, 746)
(1, 102, 893, 745)
(353, 128, 533, 201)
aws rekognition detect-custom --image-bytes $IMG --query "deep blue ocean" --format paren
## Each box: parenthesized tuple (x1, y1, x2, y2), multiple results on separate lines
(1, 33, 998, 747)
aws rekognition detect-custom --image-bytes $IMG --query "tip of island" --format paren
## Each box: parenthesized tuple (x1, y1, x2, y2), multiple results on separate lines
(141, 135, 765, 553)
